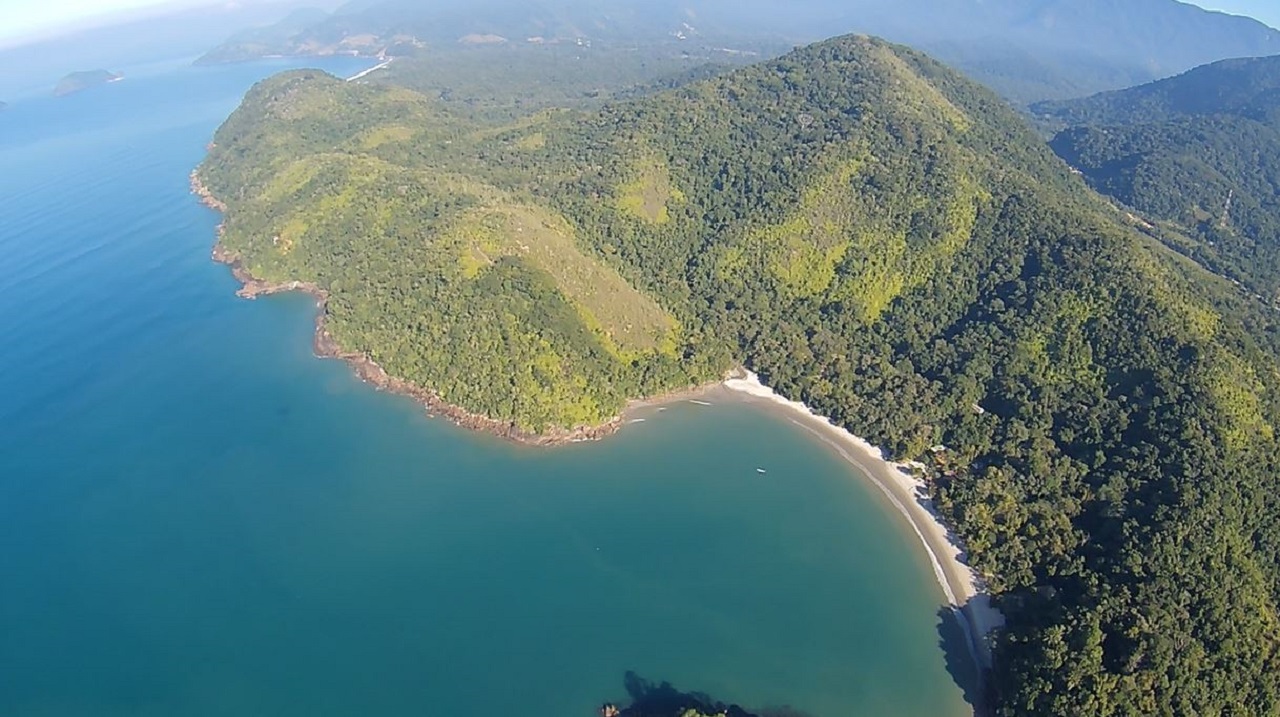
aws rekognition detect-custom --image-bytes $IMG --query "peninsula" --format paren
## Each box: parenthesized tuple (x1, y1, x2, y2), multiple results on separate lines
(202, 155, 1005, 674)
(198, 34, 1280, 715)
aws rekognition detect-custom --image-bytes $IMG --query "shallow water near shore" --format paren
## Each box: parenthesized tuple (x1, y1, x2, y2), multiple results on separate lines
(0, 57, 972, 716)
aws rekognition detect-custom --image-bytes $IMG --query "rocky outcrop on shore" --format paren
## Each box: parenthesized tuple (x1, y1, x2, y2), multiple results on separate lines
(190, 171, 227, 212)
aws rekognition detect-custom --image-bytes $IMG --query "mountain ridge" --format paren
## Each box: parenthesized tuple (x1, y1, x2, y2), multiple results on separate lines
(1041, 54, 1280, 302)
(1035, 54, 1280, 124)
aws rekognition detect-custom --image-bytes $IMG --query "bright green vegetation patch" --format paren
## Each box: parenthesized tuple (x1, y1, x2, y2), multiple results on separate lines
(465, 110, 557, 144)
(831, 172, 986, 321)
(514, 132, 546, 151)
(1012, 294, 1104, 387)
(616, 159, 683, 224)
(869, 41, 971, 133)
(358, 124, 417, 150)
(445, 203, 678, 357)
(1207, 353, 1275, 450)
(259, 158, 326, 205)
(719, 158, 863, 300)
(1131, 240, 1224, 341)
(1128, 238, 1277, 448)
(714, 153, 988, 319)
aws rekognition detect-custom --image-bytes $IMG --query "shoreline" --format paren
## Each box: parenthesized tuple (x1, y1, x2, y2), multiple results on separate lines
(192, 171, 723, 447)
(192, 170, 1000, 691)
(721, 372, 1003, 677)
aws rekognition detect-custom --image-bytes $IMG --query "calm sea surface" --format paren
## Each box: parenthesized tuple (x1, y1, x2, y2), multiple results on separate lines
(0, 57, 971, 716)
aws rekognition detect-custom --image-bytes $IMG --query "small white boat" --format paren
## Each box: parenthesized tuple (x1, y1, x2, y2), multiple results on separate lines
(756, 468, 767, 474)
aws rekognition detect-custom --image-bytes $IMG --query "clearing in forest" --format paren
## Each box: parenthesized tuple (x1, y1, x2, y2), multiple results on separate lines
(616, 159, 683, 224)
(451, 202, 679, 357)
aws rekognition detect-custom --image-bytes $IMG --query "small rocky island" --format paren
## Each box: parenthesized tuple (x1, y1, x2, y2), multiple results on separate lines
(54, 70, 123, 97)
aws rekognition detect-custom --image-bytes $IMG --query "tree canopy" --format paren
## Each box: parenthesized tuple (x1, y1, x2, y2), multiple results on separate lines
(1042, 55, 1280, 303)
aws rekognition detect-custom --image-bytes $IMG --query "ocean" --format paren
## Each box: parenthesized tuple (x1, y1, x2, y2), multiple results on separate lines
(0, 55, 972, 716)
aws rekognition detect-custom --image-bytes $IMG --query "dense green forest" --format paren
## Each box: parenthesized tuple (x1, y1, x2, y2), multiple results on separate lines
(201, 35, 1280, 715)
(1039, 56, 1280, 302)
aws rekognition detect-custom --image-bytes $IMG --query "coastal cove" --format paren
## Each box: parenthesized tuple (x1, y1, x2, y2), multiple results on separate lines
(195, 165, 1002, 676)
(193, 171, 633, 447)
(1, 56, 976, 716)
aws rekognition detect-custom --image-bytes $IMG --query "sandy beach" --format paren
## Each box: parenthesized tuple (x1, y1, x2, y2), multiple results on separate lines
(346, 59, 392, 82)
(719, 371, 1003, 672)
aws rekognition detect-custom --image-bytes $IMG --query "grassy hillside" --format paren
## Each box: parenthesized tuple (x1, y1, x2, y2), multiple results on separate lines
(201, 36, 1280, 715)
(1041, 56, 1280, 303)
(201, 71, 709, 433)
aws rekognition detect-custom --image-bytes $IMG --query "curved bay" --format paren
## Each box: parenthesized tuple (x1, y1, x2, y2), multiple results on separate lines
(0, 56, 971, 717)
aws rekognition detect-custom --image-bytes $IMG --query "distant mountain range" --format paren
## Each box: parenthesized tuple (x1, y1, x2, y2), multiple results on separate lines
(198, 0, 1280, 103)
(1040, 55, 1280, 300)
(1038, 54, 1280, 125)
(194, 0, 716, 64)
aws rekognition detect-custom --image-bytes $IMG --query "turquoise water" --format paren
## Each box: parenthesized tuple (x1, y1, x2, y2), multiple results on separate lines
(0, 57, 971, 716)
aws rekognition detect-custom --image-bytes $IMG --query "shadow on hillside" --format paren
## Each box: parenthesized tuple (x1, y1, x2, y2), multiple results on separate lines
(936, 604, 991, 717)
(889, 459, 998, 717)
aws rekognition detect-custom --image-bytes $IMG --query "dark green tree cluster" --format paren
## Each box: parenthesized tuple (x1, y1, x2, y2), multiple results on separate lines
(1040, 55, 1280, 302)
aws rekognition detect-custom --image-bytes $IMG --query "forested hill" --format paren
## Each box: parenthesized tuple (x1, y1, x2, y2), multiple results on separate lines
(1040, 55, 1280, 301)
(1036, 55, 1280, 126)
(201, 35, 1280, 714)
(197, 0, 1280, 104)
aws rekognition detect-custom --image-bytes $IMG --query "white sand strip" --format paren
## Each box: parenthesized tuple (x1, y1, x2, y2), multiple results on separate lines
(347, 59, 392, 82)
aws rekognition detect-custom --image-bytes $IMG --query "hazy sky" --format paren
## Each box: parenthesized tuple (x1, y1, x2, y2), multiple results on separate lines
(0, 0, 198, 45)
(1193, 0, 1280, 29)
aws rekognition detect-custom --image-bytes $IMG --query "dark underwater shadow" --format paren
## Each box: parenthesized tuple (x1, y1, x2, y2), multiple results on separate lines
(602, 671, 815, 717)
